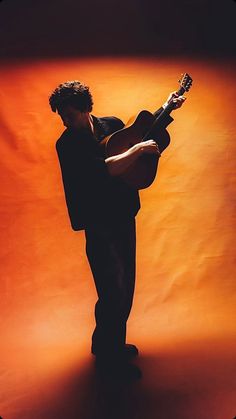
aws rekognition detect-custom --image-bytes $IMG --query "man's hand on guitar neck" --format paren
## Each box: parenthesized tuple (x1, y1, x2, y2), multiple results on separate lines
(163, 91, 186, 110)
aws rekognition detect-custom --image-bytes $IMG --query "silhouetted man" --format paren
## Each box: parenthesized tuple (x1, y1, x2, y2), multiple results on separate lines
(49, 80, 185, 379)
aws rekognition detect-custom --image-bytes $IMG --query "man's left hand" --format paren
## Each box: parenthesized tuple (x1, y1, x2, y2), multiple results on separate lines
(163, 91, 186, 110)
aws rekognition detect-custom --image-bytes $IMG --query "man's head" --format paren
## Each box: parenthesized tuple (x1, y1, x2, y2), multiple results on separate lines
(49, 81, 93, 129)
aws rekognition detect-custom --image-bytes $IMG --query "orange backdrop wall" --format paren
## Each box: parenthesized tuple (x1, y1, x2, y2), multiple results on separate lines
(0, 57, 235, 419)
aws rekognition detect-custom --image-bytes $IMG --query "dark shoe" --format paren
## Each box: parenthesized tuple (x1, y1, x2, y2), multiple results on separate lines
(92, 343, 139, 359)
(123, 344, 139, 359)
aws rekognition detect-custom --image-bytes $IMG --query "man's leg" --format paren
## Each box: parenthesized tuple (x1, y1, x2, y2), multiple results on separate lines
(85, 218, 136, 358)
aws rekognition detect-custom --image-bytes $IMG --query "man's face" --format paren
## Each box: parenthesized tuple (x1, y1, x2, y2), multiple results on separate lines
(59, 105, 90, 130)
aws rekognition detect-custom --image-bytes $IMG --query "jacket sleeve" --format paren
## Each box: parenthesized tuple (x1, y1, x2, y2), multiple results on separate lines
(150, 107, 173, 153)
(153, 106, 174, 129)
(56, 136, 111, 231)
(56, 140, 86, 230)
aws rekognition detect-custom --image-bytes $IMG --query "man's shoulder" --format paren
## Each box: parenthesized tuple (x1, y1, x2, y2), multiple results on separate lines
(95, 115, 125, 131)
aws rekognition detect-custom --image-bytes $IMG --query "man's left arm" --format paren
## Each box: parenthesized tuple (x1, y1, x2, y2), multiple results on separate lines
(153, 91, 186, 128)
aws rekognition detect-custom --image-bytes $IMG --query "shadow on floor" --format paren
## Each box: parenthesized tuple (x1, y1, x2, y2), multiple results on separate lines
(17, 342, 236, 419)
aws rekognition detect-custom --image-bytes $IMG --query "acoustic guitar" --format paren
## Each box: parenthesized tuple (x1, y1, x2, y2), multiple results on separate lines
(102, 73, 193, 189)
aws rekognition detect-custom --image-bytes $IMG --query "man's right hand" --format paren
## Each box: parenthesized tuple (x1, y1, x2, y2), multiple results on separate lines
(133, 140, 161, 157)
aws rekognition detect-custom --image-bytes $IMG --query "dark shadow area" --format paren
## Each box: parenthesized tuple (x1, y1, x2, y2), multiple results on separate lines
(0, 0, 235, 59)
(22, 340, 236, 419)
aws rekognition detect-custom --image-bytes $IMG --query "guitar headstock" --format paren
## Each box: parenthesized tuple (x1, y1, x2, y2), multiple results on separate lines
(178, 73, 193, 95)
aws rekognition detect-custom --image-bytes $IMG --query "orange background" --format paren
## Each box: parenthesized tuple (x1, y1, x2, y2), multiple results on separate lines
(0, 57, 236, 419)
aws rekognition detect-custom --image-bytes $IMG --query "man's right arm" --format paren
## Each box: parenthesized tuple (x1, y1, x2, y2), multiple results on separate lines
(105, 140, 160, 177)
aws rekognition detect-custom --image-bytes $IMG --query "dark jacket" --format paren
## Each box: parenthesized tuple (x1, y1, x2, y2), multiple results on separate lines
(56, 111, 173, 231)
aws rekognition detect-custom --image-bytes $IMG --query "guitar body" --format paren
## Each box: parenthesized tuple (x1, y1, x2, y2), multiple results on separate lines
(102, 110, 170, 189)
(101, 73, 192, 190)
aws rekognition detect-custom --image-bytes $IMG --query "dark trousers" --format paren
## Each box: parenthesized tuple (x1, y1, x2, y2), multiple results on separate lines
(85, 218, 136, 357)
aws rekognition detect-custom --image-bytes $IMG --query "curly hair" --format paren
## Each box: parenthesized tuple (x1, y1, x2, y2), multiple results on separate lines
(49, 80, 93, 113)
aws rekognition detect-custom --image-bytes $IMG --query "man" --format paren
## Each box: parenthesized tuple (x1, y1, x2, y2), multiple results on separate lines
(49, 81, 185, 379)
